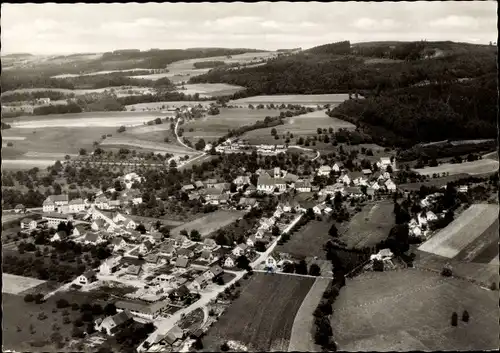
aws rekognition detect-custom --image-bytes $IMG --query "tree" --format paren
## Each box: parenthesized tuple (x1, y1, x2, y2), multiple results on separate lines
(441, 264, 452, 277)
(192, 338, 204, 350)
(282, 262, 295, 273)
(236, 255, 251, 270)
(190, 229, 201, 242)
(195, 138, 206, 151)
(117, 126, 126, 133)
(373, 259, 384, 271)
(451, 312, 458, 326)
(221, 342, 229, 351)
(295, 260, 308, 275)
(462, 310, 469, 322)
(309, 264, 321, 276)
(317, 128, 322, 135)
(328, 224, 338, 237)
(271, 225, 280, 236)
(56, 298, 70, 308)
(104, 303, 117, 316)
(24, 294, 34, 302)
(271, 128, 277, 136)
(79, 148, 87, 156)
(135, 223, 147, 234)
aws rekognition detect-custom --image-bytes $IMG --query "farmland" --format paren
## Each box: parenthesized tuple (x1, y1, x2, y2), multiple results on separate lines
(230, 93, 355, 107)
(2, 86, 156, 98)
(331, 269, 499, 351)
(125, 100, 215, 112)
(100, 136, 197, 156)
(241, 110, 355, 145)
(275, 220, 334, 259)
(340, 201, 395, 248)
(413, 159, 499, 176)
(182, 107, 283, 142)
(51, 68, 151, 78)
(2, 273, 47, 295)
(288, 277, 331, 352)
(175, 83, 245, 98)
(418, 204, 498, 259)
(170, 210, 246, 238)
(202, 272, 315, 351)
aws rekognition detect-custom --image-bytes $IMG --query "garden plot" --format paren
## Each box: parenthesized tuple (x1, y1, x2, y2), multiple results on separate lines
(331, 269, 499, 351)
(413, 159, 499, 176)
(2, 273, 47, 295)
(418, 204, 499, 259)
(275, 220, 334, 259)
(170, 210, 246, 238)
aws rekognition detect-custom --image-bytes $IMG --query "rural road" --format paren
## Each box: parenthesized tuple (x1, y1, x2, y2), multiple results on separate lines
(289, 145, 320, 161)
(173, 117, 207, 168)
(138, 213, 304, 352)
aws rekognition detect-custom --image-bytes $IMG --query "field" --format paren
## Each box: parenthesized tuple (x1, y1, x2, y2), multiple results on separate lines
(175, 83, 245, 98)
(125, 100, 215, 112)
(51, 68, 150, 78)
(331, 269, 499, 351)
(398, 173, 471, 191)
(202, 272, 315, 351)
(2, 86, 156, 98)
(340, 201, 395, 248)
(100, 136, 197, 156)
(241, 110, 355, 145)
(418, 204, 498, 259)
(230, 94, 355, 106)
(170, 210, 246, 238)
(275, 220, 334, 259)
(183, 107, 283, 142)
(288, 277, 331, 352)
(2, 273, 47, 295)
(413, 159, 499, 176)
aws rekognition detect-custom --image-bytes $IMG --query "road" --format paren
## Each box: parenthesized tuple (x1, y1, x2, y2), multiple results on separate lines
(289, 145, 320, 161)
(173, 117, 207, 168)
(137, 213, 304, 352)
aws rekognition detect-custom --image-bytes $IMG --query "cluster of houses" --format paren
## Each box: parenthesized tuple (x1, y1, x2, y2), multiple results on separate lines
(181, 179, 233, 205)
(213, 138, 287, 155)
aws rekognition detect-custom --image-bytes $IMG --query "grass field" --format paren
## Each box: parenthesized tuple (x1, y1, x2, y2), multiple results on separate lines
(125, 100, 215, 111)
(175, 83, 245, 98)
(331, 269, 499, 351)
(100, 136, 196, 156)
(242, 110, 355, 145)
(202, 272, 315, 351)
(413, 159, 499, 176)
(398, 173, 472, 191)
(230, 94, 354, 106)
(183, 107, 283, 141)
(170, 210, 246, 238)
(51, 68, 150, 78)
(288, 277, 331, 352)
(2, 273, 47, 295)
(340, 201, 395, 248)
(418, 204, 499, 259)
(275, 220, 334, 259)
(2, 86, 155, 98)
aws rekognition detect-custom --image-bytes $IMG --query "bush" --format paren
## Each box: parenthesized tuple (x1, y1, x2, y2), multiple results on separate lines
(451, 312, 458, 326)
(73, 318, 84, 327)
(462, 310, 470, 322)
(56, 298, 70, 308)
(37, 312, 48, 320)
(221, 342, 229, 351)
(441, 267, 452, 277)
(24, 294, 34, 302)
(71, 303, 80, 311)
(490, 282, 497, 290)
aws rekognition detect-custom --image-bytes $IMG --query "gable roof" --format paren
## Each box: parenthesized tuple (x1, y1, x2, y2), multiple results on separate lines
(50, 194, 69, 202)
(194, 181, 205, 188)
(69, 198, 84, 205)
(173, 284, 190, 297)
(200, 250, 213, 260)
(15, 204, 25, 209)
(111, 310, 133, 326)
(126, 265, 142, 275)
(175, 257, 189, 268)
(85, 233, 101, 242)
(209, 265, 223, 277)
(111, 237, 125, 245)
(203, 238, 217, 247)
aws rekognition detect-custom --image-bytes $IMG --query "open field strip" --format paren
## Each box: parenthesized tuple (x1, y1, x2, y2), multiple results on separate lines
(2, 273, 47, 295)
(418, 204, 499, 258)
(2, 159, 57, 170)
(230, 93, 355, 105)
(175, 83, 245, 97)
(2, 86, 155, 97)
(2, 136, 27, 141)
(413, 159, 499, 176)
(24, 151, 78, 158)
(169, 210, 246, 238)
(50, 68, 151, 78)
(100, 137, 197, 155)
(288, 277, 331, 352)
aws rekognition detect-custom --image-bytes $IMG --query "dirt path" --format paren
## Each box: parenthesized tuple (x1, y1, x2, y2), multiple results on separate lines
(287, 277, 331, 352)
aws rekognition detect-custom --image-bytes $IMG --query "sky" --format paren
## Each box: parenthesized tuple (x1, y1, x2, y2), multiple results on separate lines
(1, 2, 497, 55)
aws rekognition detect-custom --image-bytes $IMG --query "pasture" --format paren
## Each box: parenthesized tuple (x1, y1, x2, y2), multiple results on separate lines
(100, 136, 197, 156)
(125, 100, 215, 112)
(51, 68, 150, 78)
(175, 83, 245, 98)
(340, 201, 395, 248)
(2, 273, 47, 295)
(242, 110, 355, 145)
(170, 210, 246, 238)
(418, 204, 498, 259)
(182, 107, 282, 141)
(2, 86, 155, 98)
(275, 220, 334, 259)
(230, 93, 354, 106)
(331, 269, 499, 351)
(413, 159, 499, 176)
(288, 277, 331, 352)
(202, 272, 315, 352)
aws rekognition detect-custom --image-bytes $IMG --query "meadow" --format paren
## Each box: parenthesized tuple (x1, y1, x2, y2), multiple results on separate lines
(230, 93, 355, 106)
(170, 210, 246, 238)
(2, 273, 47, 295)
(331, 269, 499, 351)
(125, 100, 215, 111)
(413, 159, 499, 176)
(175, 83, 245, 97)
(2, 86, 155, 97)
(100, 136, 197, 156)
(275, 220, 334, 259)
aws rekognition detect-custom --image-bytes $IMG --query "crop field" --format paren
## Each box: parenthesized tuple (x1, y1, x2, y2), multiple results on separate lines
(125, 100, 215, 111)
(340, 201, 395, 248)
(230, 94, 354, 106)
(288, 277, 331, 352)
(413, 159, 499, 176)
(2, 86, 155, 98)
(418, 204, 498, 259)
(202, 272, 315, 352)
(175, 83, 245, 98)
(331, 269, 499, 351)
(51, 67, 150, 78)
(2, 273, 47, 295)
(100, 136, 196, 156)
(183, 107, 282, 141)
(275, 220, 334, 259)
(242, 110, 355, 145)
(170, 210, 246, 238)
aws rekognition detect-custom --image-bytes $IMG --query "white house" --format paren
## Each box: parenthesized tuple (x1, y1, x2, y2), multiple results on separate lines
(385, 179, 397, 192)
(76, 270, 96, 286)
(94, 196, 110, 210)
(410, 225, 422, 237)
(338, 174, 351, 185)
(426, 211, 438, 222)
(246, 235, 257, 247)
(99, 257, 121, 275)
(42, 199, 56, 213)
(332, 163, 341, 173)
(112, 212, 128, 224)
(232, 244, 248, 257)
(379, 157, 393, 170)
(317, 165, 332, 177)
(94, 310, 133, 336)
(265, 256, 277, 270)
(224, 255, 236, 268)
(68, 198, 86, 213)
(313, 204, 326, 215)
(20, 218, 38, 230)
(110, 237, 127, 251)
(295, 180, 312, 193)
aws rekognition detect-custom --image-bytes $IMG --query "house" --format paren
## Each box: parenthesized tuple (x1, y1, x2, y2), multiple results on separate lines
(255, 229, 266, 239)
(313, 204, 326, 215)
(362, 169, 372, 176)
(223, 255, 237, 268)
(324, 206, 333, 215)
(265, 256, 278, 270)
(199, 250, 214, 262)
(150, 231, 163, 243)
(126, 265, 142, 276)
(163, 326, 184, 346)
(295, 180, 312, 193)
(115, 300, 169, 320)
(204, 179, 218, 188)
(208, 265, 223, 278)
(214, 182, 231, 191)
(370, 181, 381, 191)
(84, 233, 104, 245)
(95, 310, 134, 336)
(232, 243, 248, 257)
(191, 275, 208, 291)
(50, 230, 68, 242)
(139, 240, 154, 255)
(203, 238, 218, 251)
(233, 175, 251, 186)
(42, 213, 73, 228)
(99, 257, 121, 275)
(410, 225, 422, 237)
(95, 196, 110, 210)
(194, 181, 205, 189)
(169, 285, 190, 301)
(370, 248, 394, 262)
(317, 165, 332, 177)
(123, 218, 137, 230)
(76, 270, 96, 286)
(72, 224, 87, 237)
(257, 173, 276, 193)
(458, 185, 468, 193)
(110, 237, 127, 251)
(338, 174, 351, 185)
(385, 179, 397, 192)
(379, 157, 393, 170)
(68, 198, 86, 213)
(246, 235, 257, 247)
(177, 248, 195, 259)
(91, 218, 107, 232)
(283, 173, 299, 183)
(159, 243, 176, 258)
(181, 184, 195, 192)
(175, 257, 189, 268)
(350, 172, 368, 186)
(332, 163, 341, 173)
(145, 253, 160, 264)
(20, 218, 38, 230)
(14, 204, 26, 213)
(42, 199, 56, 213)
(345, 186, 363, 197)
(173, 235, 191, 248)
(45, 194, 69, 207)
(201, 188, 224, 203)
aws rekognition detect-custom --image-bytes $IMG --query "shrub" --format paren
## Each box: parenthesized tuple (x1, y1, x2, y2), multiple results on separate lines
(221, 342, 229, 351)
(56, 298, 70, 308)
(451, 312, 458, 326)
(490, 282, 497, 290)
(24, 294, 34, 302)
(441, 267, 452, 277)
(71, 303, 80, 311)
(37, 312, 48, 320)
(462, 310, 470, 322)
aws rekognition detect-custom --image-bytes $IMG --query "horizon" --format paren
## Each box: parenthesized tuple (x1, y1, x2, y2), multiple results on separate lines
(1, 2, 497, 56)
